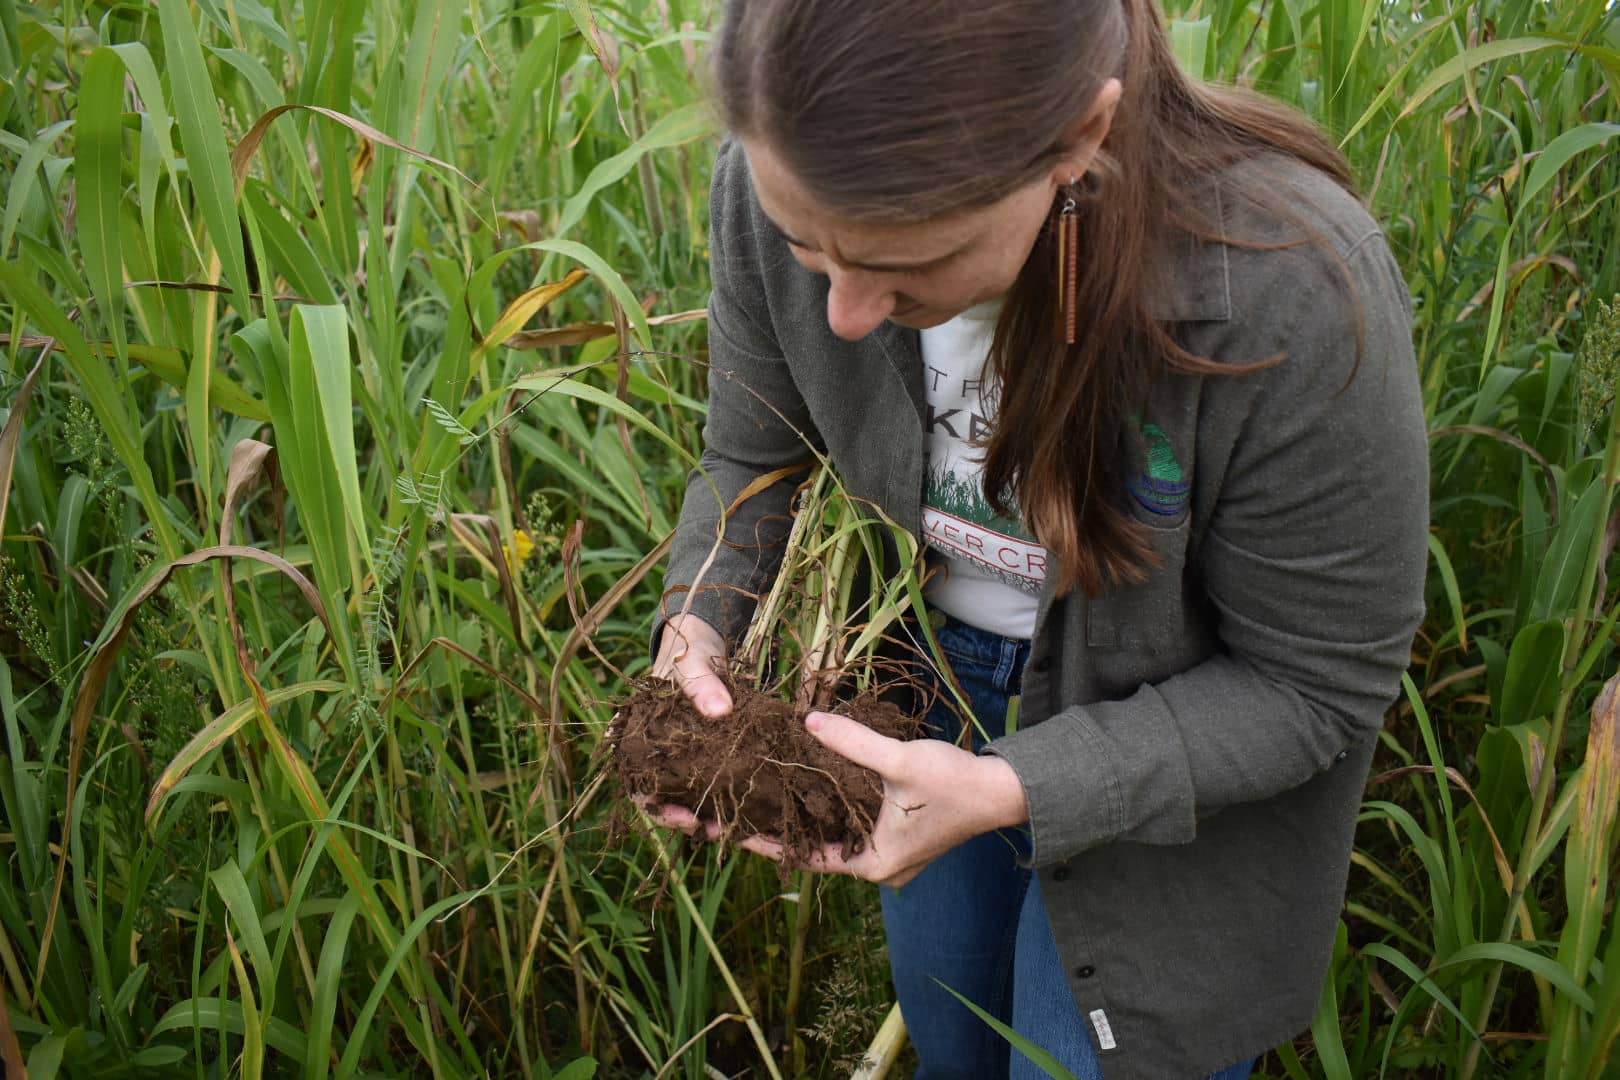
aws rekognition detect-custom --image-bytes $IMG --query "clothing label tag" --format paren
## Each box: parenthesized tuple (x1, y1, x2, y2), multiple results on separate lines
(1089, 1008, 1117, 1051)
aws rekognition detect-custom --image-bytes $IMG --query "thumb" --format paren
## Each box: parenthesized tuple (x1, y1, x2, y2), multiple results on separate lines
(673, 652, 732, 719)
(806, 711, 902, 776)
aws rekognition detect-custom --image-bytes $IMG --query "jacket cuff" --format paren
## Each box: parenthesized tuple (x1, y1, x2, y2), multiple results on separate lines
(982, 714, 1113, 868)
(982, 695, 1196, 867)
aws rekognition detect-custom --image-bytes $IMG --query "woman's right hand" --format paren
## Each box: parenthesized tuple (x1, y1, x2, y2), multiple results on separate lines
(653, 613, 733, 719)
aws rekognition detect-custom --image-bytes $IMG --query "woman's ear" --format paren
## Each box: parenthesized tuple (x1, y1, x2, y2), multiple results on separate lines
(1052, 77, 1124, 183)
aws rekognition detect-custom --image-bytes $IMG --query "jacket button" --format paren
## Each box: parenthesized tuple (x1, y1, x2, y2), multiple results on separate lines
(1334, 750, 1349, 763)
(1051, 866, 1070, 883)
(1076, 965, 1096, 979)
(1032, 656, 1053, 674)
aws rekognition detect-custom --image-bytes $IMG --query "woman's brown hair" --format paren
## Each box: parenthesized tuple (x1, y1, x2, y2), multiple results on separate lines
(714, 0, 1356, 596)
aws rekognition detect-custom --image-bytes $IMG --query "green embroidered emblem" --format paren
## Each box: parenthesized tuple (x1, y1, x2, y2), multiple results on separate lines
(1130, 421, 1190, 516)
(1142, 423, 1182, 483)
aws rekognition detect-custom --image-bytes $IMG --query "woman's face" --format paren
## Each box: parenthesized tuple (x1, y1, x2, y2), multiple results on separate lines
(741, 79, 1120, 342)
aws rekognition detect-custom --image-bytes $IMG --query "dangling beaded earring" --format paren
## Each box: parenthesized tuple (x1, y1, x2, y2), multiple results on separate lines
(1056, 175, 1080, 345)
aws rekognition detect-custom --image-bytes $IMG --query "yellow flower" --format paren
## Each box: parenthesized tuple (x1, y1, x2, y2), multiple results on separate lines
(507, 528, 536, 568)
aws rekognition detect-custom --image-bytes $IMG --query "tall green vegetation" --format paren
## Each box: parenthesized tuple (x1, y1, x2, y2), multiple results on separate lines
(0, 0, 1616, 1077)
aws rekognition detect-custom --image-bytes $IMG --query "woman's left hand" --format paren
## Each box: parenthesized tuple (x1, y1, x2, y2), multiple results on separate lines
(739, 711, 1029, 888)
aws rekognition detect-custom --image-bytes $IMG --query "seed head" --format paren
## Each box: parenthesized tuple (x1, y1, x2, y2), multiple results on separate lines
(1576, 294, 1620, 439)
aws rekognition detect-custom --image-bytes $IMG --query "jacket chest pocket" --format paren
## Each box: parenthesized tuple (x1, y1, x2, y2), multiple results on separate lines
(1084, 519, 1199, 691)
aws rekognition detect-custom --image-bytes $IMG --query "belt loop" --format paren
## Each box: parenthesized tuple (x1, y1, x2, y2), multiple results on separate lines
(995, 635, 1019, 692)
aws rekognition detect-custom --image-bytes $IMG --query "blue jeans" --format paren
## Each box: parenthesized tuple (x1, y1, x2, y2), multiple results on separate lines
(880, 614, 1256, 1080)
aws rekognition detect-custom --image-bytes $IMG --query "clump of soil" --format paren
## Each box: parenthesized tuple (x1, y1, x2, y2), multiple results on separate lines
(610, 680, 920, 865)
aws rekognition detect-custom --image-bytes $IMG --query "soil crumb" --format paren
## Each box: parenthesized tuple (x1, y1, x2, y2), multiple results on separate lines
(609, 681, 919, 864)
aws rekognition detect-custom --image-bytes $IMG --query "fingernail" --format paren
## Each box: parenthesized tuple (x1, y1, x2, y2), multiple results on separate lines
(805, 712, 826, 733)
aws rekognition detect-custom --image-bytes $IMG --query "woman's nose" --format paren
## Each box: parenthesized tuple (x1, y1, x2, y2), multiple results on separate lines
(824, 269, 895, 341)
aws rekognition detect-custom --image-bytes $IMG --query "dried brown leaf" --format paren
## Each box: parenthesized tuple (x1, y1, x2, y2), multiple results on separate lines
(0, 976, 24, 1077)
(231, 104, 478, 194)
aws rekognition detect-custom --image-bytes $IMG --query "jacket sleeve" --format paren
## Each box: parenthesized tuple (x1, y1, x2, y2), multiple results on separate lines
(657, 141, 820, 647)
(985, 229, 1430, 867)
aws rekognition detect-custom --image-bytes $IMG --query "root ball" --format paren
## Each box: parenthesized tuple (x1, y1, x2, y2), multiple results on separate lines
(609, 682, 919, 864)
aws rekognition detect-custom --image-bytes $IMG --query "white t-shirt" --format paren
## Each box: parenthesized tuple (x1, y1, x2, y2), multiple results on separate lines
(919, 299, 1048, 639)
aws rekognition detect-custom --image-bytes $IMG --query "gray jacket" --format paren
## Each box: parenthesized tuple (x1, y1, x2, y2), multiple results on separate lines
(661, 140, 1428, 1079)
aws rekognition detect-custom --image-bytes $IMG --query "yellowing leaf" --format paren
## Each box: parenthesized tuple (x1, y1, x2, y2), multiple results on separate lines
(476, 268, 590, 356)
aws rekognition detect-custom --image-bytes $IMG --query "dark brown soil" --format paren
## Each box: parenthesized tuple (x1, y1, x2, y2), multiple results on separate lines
(609, 680, 920, 864)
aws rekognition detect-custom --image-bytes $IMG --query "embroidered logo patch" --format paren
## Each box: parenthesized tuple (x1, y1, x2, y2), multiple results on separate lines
(1128, 422, 1190, 517)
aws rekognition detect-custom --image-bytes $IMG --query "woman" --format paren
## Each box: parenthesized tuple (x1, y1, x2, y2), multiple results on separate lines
(647, 1, 1428, 1077)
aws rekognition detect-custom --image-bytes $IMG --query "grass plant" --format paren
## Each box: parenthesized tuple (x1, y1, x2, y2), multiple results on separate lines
(0, 0, 1617, 1076)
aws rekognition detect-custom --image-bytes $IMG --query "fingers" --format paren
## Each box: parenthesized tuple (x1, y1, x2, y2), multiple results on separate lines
(672, 654, 732, 719)
(805, 711, 903, 776)
(645, 816, 884, 880)
(655, 617, 733, 719)
(738, 835, 864, 875)
(646, 801, 699, 830)
(634, 797, 722, 840)
(737, 835, 782, 860)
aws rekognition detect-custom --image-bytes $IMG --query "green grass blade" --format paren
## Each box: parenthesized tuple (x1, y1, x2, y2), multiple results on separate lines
(397, 0, 460, 155)
(506, 372, 697, 463)
(74, 47, 127, 360)
(1534, 476, 1606, 622)
(1, 118, 72, 255)
(156, 0, 250, 307)
(1498, 619, 1566, 727)
(1573, 913, 1620, 1077)
(185, 308, 216, 537)
(555, 102, 715, 237)
(1311, 937, 1353, 1080)
(1361, 942, 1487, 1046)
(1166, 16, 1210, 80)
(1522, 121, 1620, 207)
(1427, 533, 1468, 650)
(241, 187, 339, 305)
(305, 893, 361, 1080)
(212, 861, 276, 1017)
(333, 888, 486, 1077)
(107, 43, 178, 181)
(1336, 4, 1468, 145)
(151, 997, 307, 1066)
(1397, 36, 1563, 122)
(1438, 943, 1594, 1014)
(1549, 677, 1620, 1070)
(127, 340, 270, 421)
(934, 979, 1077, 1080)
(146, 680, 346, 822)
(294, 304, 370, 563)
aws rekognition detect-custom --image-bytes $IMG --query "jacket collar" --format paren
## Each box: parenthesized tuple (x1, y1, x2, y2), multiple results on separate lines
(1143, 183, 1232, 324)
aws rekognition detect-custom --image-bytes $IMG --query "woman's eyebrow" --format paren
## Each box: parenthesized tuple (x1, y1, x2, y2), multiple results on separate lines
(762, 214, 817, 251)
(851, 244, 970, 273)
(762, 212, 970, 273)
